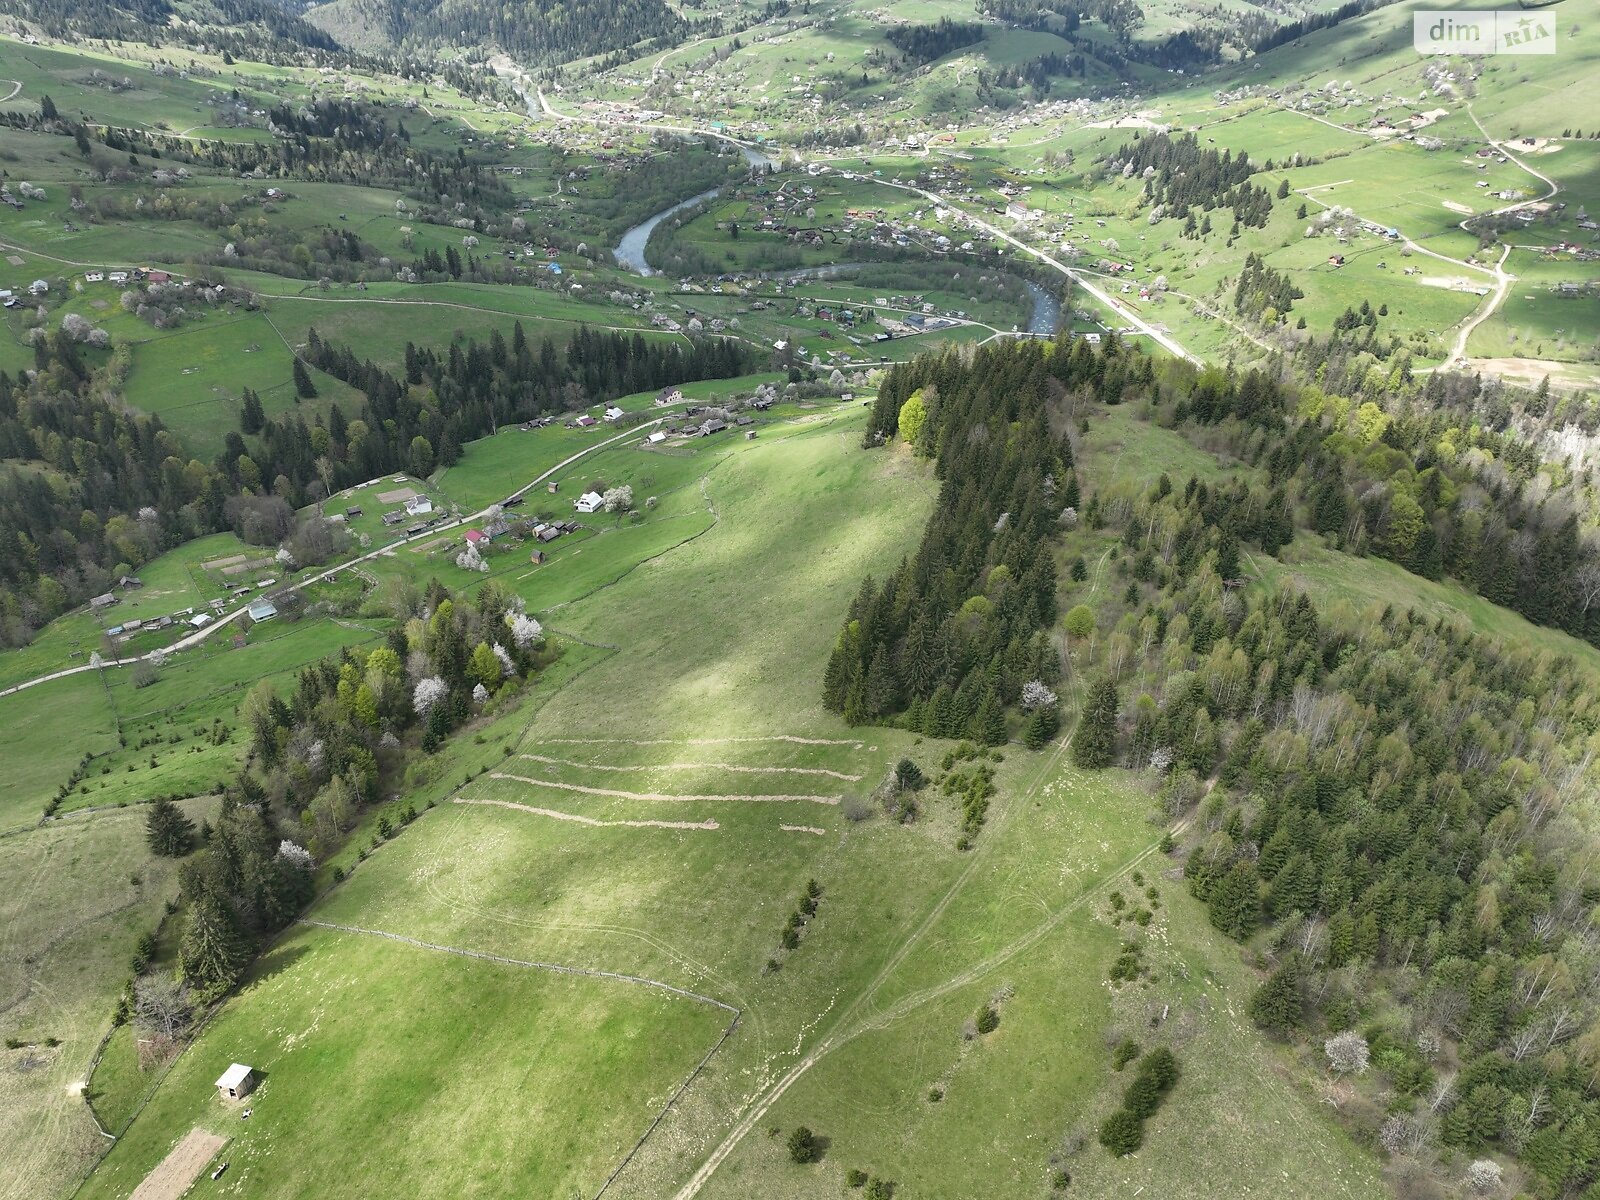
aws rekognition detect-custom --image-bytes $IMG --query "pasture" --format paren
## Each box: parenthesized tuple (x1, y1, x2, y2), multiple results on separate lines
(0, 799, 214, 1200)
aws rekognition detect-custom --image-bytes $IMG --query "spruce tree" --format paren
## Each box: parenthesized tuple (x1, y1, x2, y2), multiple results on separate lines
(865, 645, 898, 717)
(974, 688, 1006, 746)
(1023, 704, 1058, 750)
(179, 891, 249, 995)
(292, 357, 318, 399)
(146, 797, 195, 857)
(240, 388, 265, 435)
(1208, 862, 1260, 939)
(1073, 677, 1119, 768)
(1248, 954, 1302, 1035)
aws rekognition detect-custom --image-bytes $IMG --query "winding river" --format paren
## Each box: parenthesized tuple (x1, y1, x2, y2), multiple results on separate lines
(613, 144, 776, 276)
(603, 141, 1059, 334)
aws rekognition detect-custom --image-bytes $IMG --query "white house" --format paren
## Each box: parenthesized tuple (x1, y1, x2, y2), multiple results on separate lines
(247, 598, 277, 622)
(29, 279, 48, 295)
(405, 495, 434, 516)
(84, 271, 105, 283)
(603, 405, 625, 422)
(647, 430, 667, 444)
(108, 271, 129, 284)
(575, 491, 604, 514)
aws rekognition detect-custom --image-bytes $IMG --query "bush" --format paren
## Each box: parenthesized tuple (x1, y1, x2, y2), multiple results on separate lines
(864, 1180, 894, 1200)
(786, 1125, 818, 1163)
(1112, 1039, 1141, 1070)
(847, 1168, 869, 1187)
(1098, 1108, 1143, 1156)
(842, 794, 873, 822)
(976, 1005, 999, 1034)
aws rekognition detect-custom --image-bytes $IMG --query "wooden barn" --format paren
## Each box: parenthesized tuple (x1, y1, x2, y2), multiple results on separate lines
(215, 1063, 257, 1102)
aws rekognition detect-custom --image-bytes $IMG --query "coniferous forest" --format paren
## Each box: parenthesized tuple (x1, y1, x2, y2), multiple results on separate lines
(827, 337, 1600, 1195)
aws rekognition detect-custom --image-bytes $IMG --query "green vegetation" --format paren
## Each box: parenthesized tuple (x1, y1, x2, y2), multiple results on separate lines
(2, 3, 1598, 1198)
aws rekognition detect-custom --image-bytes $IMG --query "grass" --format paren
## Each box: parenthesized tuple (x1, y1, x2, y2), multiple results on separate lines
(0, 673, 120, 833)
(89, 405, 1390, 1200)
(1259, 537, 1600, 678)
(0, 798, 214, 1200)
(75, 924, 732, 1200)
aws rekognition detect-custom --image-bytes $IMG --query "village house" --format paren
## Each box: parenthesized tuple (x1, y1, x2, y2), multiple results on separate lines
(655, 386, 683, 406)
(247, 598, 278, 622)
(405, 495, 434, 517)
(575, 490, 605, 514)
(603, 405, 625, 422)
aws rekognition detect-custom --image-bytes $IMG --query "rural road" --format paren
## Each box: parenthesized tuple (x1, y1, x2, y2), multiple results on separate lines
(0, 405, 697, 702)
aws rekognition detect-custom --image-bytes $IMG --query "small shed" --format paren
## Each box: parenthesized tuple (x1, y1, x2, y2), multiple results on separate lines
(215, 1063, 256, 1101)
(530, 550, 547, 565)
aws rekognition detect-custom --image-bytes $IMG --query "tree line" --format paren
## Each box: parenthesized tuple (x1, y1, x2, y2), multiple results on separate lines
(0, 320, 752, 647)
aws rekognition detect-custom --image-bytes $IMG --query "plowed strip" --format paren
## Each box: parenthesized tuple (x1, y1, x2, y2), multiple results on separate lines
(130, 1128, 226, 1200)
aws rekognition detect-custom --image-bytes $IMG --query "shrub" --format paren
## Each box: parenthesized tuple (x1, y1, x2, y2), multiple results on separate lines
(786, 1125, 818, 1163)
(864, 1180, 894, 1200)
(847, 1168, 869, 1187)
(1098, 1108, 1143, 1156)
(976, 1005, 1000, 1034)
(1112, 1039, 1141, 1070)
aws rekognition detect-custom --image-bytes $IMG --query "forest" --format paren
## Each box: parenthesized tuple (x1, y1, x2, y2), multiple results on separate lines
(127, 577, 546, 1016)
(830, 337, 1600, 1196)
(1110, 131, 1276, 231)
(884, 19, 987, 67)
(304, 0, 697, 63)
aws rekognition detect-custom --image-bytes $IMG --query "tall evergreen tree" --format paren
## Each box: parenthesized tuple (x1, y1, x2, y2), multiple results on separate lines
(292, 357, 317, 399)
(1073, 677, 1119, 768)
(146, 798, 195, 857)
(178, 891, 249, 996)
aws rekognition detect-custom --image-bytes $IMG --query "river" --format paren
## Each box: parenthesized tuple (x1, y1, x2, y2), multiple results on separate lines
(613, 143, 776, 276)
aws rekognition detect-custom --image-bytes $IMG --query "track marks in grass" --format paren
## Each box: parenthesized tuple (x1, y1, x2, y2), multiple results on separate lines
(517, 753, 863, 781)
(299, 919, 738, 1012)
(779, 824, 827, 836)
(455, 796, 719, 831)
(535, 735, 864, 748)
(488, 772, 841, 805)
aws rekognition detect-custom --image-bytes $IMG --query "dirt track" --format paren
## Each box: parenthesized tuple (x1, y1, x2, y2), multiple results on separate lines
(129, 1128, 225, 1200)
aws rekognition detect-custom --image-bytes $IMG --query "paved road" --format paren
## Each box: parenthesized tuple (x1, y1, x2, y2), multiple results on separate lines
(0, 407, 694, 701)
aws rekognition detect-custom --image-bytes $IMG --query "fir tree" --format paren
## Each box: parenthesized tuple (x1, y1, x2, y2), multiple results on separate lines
(1073, 677, 1119, 768)
(292, 357, 318, 399)
(179, 891, 249, 996)
(146, 797, 195, 857)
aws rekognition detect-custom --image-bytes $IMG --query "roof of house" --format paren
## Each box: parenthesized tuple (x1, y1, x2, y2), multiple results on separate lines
(216, 1063, 254, 1090)
(578, 490, 603, 505)
(465, 529, 484, 542)
(247, 600, 277, 621)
